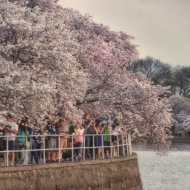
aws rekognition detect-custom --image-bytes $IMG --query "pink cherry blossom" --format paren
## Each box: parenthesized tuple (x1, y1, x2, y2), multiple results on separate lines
(0, 0, 172, 153)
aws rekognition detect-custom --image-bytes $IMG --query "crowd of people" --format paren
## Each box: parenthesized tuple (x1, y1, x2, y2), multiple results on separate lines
(0, 113, 126, 167)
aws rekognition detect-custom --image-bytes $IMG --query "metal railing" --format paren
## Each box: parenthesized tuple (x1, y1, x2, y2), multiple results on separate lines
(0, 133, 132, 167)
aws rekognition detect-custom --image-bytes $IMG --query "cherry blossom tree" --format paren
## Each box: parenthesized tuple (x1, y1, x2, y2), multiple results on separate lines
(0, 0, 87, 121)
(59, 7, 172, 153)
(169, 95, 190, 132)
(0, 0, 172, 153)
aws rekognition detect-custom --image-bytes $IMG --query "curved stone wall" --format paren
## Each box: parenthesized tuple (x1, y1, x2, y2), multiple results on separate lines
(0, 153, 142, 190)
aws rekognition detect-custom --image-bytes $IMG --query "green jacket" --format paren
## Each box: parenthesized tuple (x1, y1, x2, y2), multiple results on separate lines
(102, 128, 109, 141)
(16, 127, 29, 142)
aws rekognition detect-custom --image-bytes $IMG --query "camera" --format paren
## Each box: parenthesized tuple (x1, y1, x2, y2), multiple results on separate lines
(5, 125, 11, 128)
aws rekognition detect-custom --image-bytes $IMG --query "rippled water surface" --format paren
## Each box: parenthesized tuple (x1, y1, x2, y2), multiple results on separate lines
(133, 143, 190, 190)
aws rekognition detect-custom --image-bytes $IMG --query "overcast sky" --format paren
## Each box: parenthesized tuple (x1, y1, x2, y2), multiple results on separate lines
(59, 0, 190, 67)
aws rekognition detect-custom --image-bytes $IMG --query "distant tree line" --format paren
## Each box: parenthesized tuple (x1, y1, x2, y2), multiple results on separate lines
(128, 56, 190, 98)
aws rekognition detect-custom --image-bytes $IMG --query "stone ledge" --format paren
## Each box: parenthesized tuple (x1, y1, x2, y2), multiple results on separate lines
(0, 153, 138, 173)
(0, 152, 142, 190)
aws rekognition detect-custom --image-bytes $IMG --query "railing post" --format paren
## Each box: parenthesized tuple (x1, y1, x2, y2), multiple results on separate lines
(122, 133, 125, 156)
(83, 134, 85, 161)
(58, 135, 61, 163)
(117, 135, 119, 157)
(6, 136, 8, 166)
(110, 135, 113, 158)
(71, 135, 74, 162)
(93, 134, 95, 160)
(42, 134, 45, 164)
(128, 133, 132, 155)
(126, 133, 129, 156)
(102, 133, 104, 159)
(25, 136, 28, 165)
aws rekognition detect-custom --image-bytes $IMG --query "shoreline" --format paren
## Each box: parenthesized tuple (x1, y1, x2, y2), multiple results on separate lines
(132, 136, 190, 143)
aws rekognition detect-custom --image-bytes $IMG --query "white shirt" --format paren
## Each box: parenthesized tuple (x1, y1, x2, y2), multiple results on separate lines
(110, 126, 120, 136)
(59, 124, 69, 133)
(3, 121, 18, 140)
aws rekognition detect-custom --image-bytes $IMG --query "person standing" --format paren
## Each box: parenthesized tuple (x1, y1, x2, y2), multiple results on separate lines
(47, 123, 57, 162)
(82, 114, 94, 159)
(32, 127, 41, 164)
(36, 125, 46, 160)
(15, 119, 29, 165)
(27, 119, 35, 164)
(73, 123, 84, 161)
(110, 119, 120, 157)
(0, 114, 18, 166)
(102, 120, 110, 158)
(56, 119, 69, 161)
(94, 120, 104, 159)
(117, 122, 124, 155)
(88, 122, 98, 159)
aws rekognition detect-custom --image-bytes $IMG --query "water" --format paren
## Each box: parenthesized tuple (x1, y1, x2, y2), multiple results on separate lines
(133, 143, 190, 190)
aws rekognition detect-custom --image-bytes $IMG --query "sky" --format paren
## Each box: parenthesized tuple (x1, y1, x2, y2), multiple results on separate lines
(59, 0, 190, 67)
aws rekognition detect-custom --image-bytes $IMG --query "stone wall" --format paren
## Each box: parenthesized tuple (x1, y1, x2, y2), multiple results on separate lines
(0, 153, 142, 190)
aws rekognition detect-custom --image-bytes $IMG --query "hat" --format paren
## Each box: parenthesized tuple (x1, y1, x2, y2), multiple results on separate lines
(102, 120, 107, 125)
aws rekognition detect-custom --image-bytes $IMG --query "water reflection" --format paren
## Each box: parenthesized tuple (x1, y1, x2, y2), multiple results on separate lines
(133, 143, 190, 190)
(132, 142, 190, 152)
